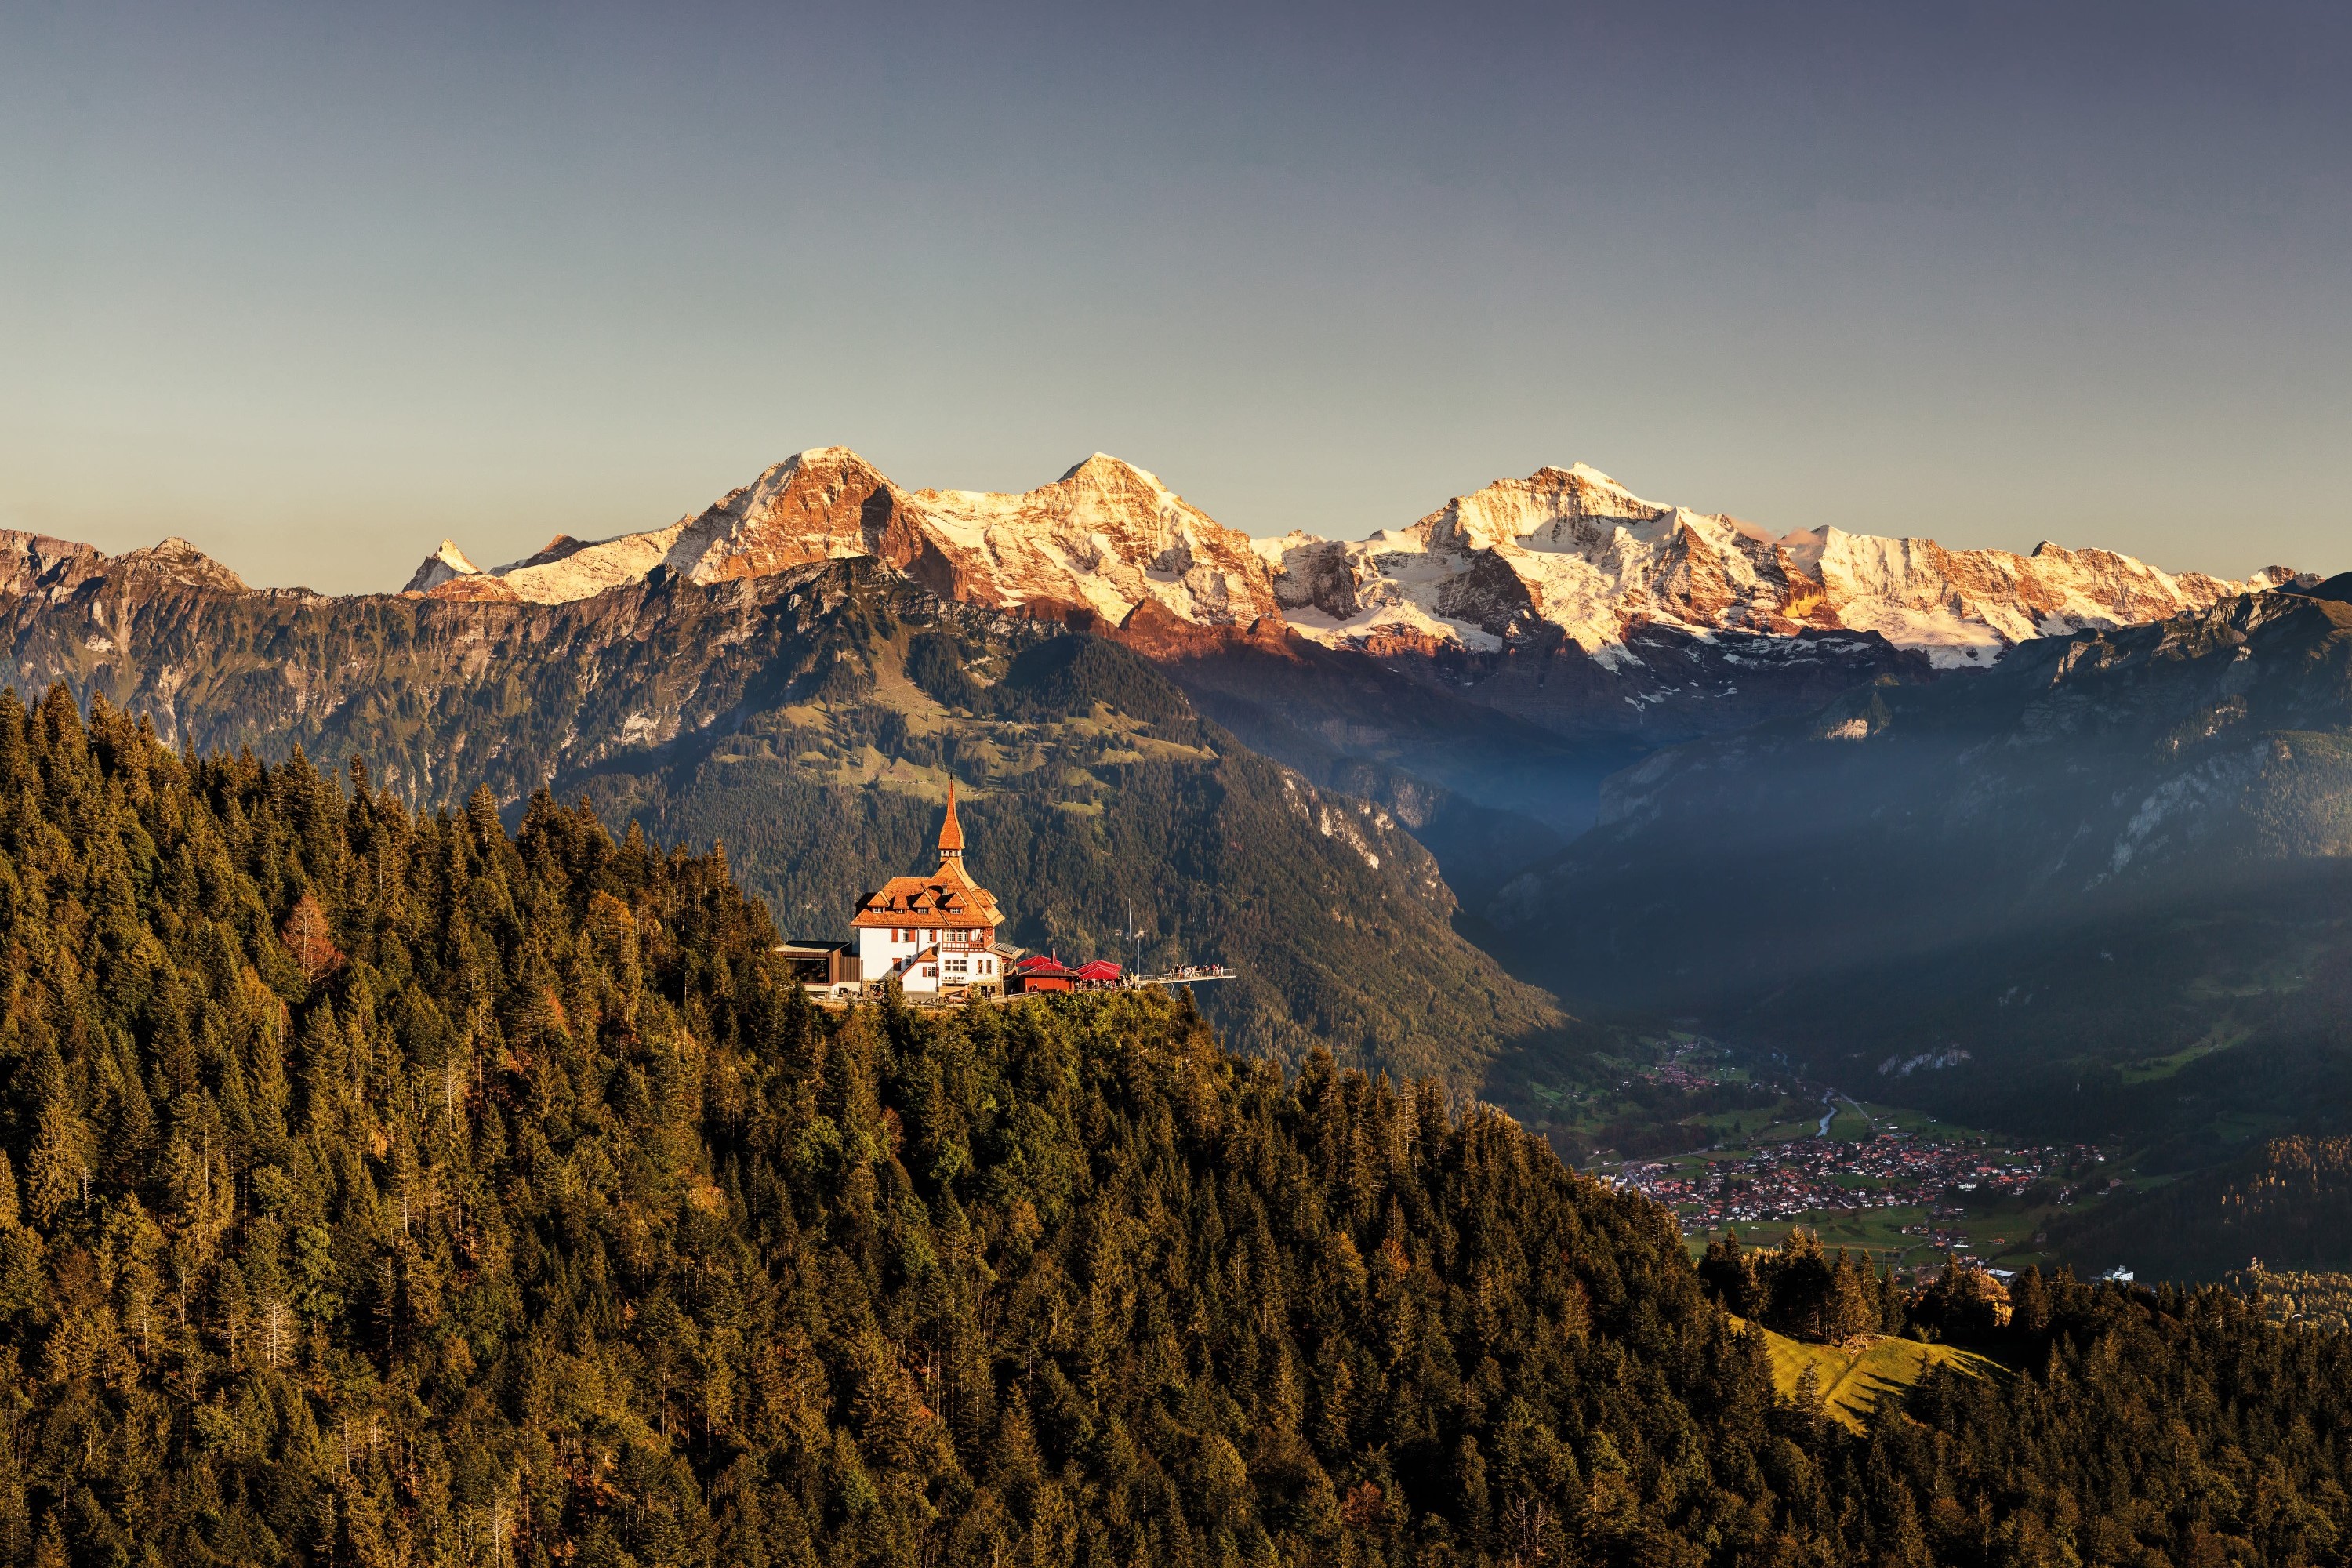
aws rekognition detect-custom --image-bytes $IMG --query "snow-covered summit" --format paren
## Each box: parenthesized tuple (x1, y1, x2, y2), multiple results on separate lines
(401, 539, 481, 594)
(401, 445, 1279, 628)
(394, 448, 2299, 670)
(1261, 467, 2296, 668)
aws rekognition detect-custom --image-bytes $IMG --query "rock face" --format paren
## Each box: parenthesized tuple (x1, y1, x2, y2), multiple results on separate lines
(1258, 463, 2298, 670)
(0, 531, 256, 600)
(407, 447, 1281, 629)
(406, 451, 2296, 675)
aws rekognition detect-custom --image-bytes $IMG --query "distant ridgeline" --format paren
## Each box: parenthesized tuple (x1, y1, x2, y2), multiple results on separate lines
(0, 690, 2346, 1564)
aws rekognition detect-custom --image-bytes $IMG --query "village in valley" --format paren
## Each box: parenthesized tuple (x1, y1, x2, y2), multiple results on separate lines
(772, 782, 1231, 1004)
(1537, 1035, 2115, 1279)
(1611, 1129, 2103, 1263)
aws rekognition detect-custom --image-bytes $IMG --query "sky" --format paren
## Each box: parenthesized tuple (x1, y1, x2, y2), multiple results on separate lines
(3, 0, 2348, 594)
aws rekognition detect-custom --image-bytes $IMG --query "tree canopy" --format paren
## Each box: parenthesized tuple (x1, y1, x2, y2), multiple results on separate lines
(0, 683, 2344, 1566)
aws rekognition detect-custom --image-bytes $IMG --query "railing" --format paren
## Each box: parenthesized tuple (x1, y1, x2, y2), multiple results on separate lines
(1127, 966, 1235, 986)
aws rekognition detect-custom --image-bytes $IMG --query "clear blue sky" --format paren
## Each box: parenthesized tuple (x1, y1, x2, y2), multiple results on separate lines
(4, 1, 2347, 593)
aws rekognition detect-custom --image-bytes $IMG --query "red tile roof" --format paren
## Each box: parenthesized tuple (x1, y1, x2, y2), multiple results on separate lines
(852, 786, 1004, 929)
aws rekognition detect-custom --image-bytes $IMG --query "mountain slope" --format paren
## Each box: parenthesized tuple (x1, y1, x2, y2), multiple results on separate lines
(0, 698, 1773, 1563)
(1485, 585, 2352, 1145)
(0, 544, 1559, 1088)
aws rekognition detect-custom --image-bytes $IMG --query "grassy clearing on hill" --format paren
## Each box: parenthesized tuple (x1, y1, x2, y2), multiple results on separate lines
(1736, 1319, 2001, 1432)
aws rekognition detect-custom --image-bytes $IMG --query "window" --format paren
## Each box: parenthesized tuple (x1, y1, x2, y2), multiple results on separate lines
(923, 965, 938, 978)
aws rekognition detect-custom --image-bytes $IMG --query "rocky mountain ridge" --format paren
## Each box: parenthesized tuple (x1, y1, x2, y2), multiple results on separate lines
(405, 446, 1284, 631)
(1258, 462, 2300, 670)
(399, 448, 2299, 673)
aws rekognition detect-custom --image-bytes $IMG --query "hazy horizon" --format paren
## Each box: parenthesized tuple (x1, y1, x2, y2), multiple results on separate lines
(5, 1, 2348, 593)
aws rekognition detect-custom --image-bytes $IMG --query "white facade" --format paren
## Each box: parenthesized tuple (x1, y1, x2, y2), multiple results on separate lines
(856, 924, 1000, 993)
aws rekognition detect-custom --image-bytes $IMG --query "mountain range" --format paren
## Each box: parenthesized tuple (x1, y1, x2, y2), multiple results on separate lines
(401, 446, 2292, 671)
(0, 448, 2336, 1253)
(394, 448, 2297, 835)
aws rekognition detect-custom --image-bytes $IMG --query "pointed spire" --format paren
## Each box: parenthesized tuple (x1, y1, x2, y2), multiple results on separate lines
(938, 778, 965, 861)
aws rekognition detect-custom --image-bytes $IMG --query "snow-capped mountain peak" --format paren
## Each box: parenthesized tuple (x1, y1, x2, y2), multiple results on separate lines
(387, 448, 2303, 673)
(1262, 466, 2298, 668)
(395, 446, 1279, 628)
(1058, 452, 1168, 490)
(401, 539, 481, 594)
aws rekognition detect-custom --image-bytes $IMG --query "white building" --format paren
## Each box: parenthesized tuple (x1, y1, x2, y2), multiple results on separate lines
(850, 782, 1006, 996)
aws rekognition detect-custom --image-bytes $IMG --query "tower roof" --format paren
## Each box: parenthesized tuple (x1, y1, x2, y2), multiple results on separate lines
(938, 779, 965, 858)
(853, 776, 1004, 930)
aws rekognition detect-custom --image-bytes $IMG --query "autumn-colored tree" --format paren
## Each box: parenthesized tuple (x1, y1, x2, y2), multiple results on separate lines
(281, 889, 342, 986)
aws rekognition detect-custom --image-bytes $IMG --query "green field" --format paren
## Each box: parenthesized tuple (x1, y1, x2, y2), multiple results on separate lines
(1737, 1319, 2002, 1432)
(1677, 1092, 1987, 1153)
(2118, 1022, 2251, 1084)
(1686, 1208, 1933, 1269)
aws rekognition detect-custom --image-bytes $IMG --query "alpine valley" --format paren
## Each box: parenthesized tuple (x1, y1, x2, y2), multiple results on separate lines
(1, 448, 2340, 1277)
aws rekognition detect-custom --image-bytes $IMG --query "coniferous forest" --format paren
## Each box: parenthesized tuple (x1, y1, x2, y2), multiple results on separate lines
(0, 683, 2348, 1566)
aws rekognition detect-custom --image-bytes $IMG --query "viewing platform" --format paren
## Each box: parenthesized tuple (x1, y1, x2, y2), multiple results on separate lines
(1128, 966, 1233, 987)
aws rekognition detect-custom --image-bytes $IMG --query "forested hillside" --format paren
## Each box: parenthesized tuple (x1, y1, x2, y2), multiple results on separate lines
(584, 619, 1565, 1086)
(2056, 1131, 2352, 1279)
(0, 688, 2348, 1566)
